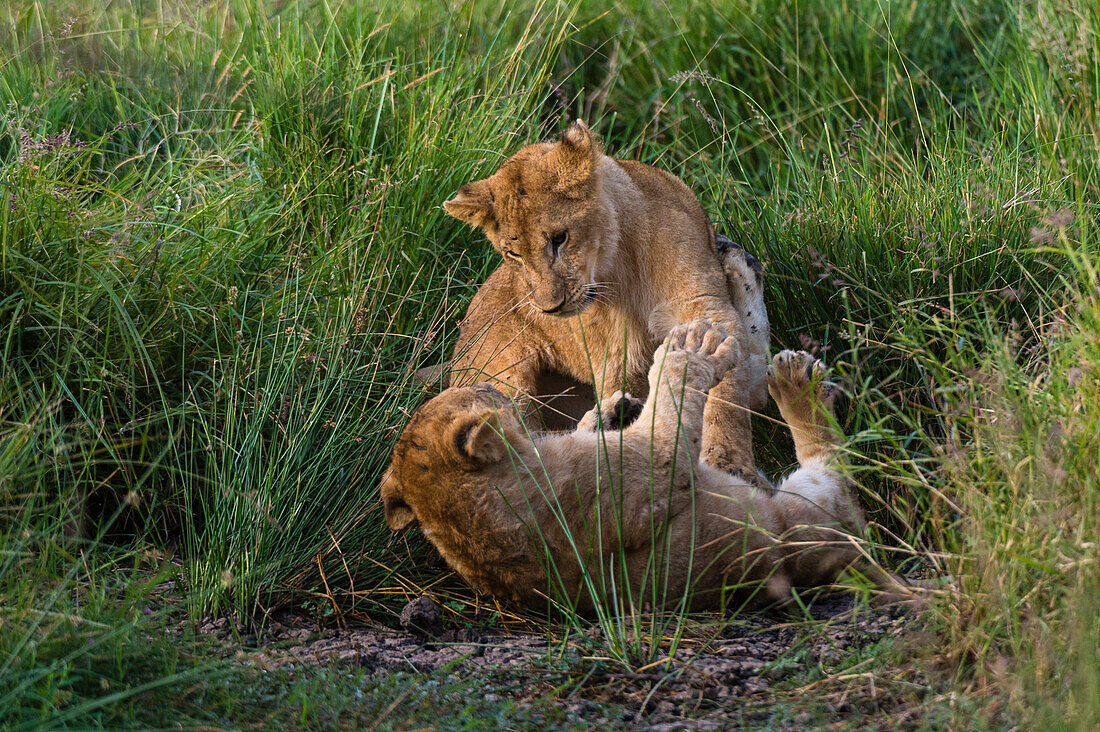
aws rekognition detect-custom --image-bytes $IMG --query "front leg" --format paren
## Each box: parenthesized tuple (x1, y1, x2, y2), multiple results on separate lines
(627, 320, 739, 471)
(577, 390, 644, 432)
(582, 321, 737, 552)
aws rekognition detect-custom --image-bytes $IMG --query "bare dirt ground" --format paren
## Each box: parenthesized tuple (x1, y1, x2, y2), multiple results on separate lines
(200, 593, 928, 729)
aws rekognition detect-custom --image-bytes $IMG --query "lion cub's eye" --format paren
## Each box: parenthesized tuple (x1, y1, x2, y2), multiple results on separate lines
(549, 230, 568, 254)
(504, 249, 522, 262)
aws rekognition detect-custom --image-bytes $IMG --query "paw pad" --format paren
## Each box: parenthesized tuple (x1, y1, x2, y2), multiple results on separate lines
(608, 393, 643, 430)
(767, 350, 833, 404)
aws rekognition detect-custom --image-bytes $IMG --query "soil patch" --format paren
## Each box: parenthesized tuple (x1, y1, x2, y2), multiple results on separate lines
(199, 592, 925, 728)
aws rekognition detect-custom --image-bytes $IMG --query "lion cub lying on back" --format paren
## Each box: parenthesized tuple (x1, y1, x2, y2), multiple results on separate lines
(382, 321, 907, 611)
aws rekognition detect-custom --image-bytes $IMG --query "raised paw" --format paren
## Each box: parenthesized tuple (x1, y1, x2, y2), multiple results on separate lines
(767, 350, 845, 463)
(766, 350, 835, 412)
(663, 320, 739, 367)
(578, 391, 644, 432)
(651, 320, 741, 393)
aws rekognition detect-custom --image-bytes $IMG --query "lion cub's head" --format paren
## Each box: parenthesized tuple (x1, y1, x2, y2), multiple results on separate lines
(381, 383, 526, 532)
(443, 120, 618, 316)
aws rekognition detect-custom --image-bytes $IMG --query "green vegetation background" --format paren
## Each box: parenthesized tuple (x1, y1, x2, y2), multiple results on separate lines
(1, 0, 1096, 727)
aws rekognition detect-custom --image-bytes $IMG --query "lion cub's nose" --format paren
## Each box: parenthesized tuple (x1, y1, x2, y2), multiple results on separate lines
(542, 298, 568, 314)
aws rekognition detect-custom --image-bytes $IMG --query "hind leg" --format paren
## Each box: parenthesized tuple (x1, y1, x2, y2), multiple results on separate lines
(768, 350, 861, 538)
(767, 351, 912, 600)
(768, 350, 845, 470)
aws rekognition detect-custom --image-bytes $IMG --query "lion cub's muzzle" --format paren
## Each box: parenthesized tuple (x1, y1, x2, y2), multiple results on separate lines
(541, 297, 569, 314)
(537, 283, 596, 317)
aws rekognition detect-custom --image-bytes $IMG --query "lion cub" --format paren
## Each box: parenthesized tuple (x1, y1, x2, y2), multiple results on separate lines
(383, 320, 908, 611)
(442, 120, 768, 477)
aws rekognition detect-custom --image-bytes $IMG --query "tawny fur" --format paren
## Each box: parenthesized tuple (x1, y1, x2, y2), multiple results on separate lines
(382, 320, 910, 612)
(442, 120, 769, 475)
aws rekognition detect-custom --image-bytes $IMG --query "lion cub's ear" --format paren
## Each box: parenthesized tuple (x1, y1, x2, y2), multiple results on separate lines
(384, 494, 416, 531)
(443, 179, 494, 229)
(550, 119, 602, 190)
(561, 118, 594, 149)
(451, 411, 508, 464)
(380, 467, 417, 530)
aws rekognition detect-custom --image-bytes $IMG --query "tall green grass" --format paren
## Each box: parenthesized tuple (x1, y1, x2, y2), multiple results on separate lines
(1, 0, 578, 620)
(1, 0, 1097, 725)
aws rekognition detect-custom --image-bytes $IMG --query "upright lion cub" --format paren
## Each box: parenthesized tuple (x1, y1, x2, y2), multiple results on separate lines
(442, 120, 768, 478)
(382, 320, 909, 611)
